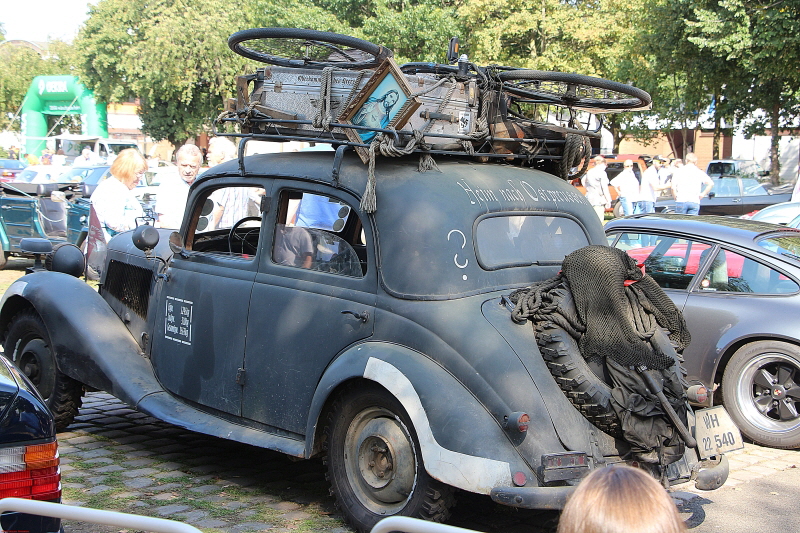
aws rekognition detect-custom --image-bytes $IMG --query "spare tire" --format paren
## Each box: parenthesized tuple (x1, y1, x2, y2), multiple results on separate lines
(536, 324, 620, 437)
(536, 323, 688, 439)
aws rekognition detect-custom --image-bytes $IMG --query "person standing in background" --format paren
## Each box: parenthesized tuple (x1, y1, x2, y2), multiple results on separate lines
(155, 144, 203, 229)
(90, 149, 147, 241)
(610, 160, 640, 216)
(671, 153, 713, 215)
(637, 157, 669, 214)
(581, 155, 612, 221)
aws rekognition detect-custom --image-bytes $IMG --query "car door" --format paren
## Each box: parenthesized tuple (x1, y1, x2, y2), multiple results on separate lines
(150, 181, 271, 417)
(702, 178, 743, 216)
(738, 178, 775, 213)
(0, 195, 40, 248)
(680, 246, 800, 388)
(240, 184, 376, 435)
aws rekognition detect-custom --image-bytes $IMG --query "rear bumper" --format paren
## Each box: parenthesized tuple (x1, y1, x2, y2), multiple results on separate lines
(490, 453, 729, 510)
(490, 486, 573, 510)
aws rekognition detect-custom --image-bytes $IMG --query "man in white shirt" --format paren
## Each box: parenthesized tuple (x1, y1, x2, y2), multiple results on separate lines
(637, 157, 669, 213)
(671, 153, 714, 215)
(581, 156, 612, 221)
(155, 144, 202, 228)
(73, 147, 99, 166)
(610, 160, 640, 216)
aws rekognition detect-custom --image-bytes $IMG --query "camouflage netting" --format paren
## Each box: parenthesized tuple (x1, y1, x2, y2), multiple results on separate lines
(511, 245, 690, 370)
(510, 245, 693, 466)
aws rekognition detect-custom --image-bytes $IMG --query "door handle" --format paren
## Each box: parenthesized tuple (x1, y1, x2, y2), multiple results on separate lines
(341, 310, 370, 323)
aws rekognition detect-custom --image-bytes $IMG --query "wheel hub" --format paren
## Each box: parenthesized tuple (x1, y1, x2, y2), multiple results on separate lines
(770, 385, 787, 400)
(344, 408, 418, 512)
(359, 437, 394, 489)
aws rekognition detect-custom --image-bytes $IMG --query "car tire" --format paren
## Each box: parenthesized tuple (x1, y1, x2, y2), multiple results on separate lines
(3, 310, 83, 432)
(536, 325, 621, 436)
(324, 383, 455, 533)
(0, 251, 8, 270)
(721, 341, 800, 449)
(612, 201, 623, 218)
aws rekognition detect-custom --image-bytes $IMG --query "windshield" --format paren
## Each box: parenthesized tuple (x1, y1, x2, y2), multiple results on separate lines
(476, 215, 590, 269)
(108, 143, 138, 154)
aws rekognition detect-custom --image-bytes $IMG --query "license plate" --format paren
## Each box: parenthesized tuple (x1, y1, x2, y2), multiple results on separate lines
(694, 406, 744, 459)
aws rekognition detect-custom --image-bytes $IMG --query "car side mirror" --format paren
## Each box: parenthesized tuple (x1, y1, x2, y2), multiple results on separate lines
(168, 231, 189, 258)
(708, 192, 716, 198)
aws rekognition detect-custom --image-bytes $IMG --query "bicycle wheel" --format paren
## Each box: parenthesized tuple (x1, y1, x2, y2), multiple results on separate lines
(229, 28, 392, 70)
(500, 70, 651, 111)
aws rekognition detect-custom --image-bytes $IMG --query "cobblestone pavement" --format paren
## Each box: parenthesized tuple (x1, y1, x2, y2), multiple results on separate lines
(59, 392, 800, 533)
(60, 392, 558, 533)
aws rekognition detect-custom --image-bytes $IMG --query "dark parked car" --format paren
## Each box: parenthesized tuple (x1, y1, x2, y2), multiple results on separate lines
(0, 149, 730, 532)
(606, 214, 800, 448)
(0, 182, 90, 269)
(0, 159, 27, 182)
(0, 354, 61, 533)
(656, 176, 792, 216)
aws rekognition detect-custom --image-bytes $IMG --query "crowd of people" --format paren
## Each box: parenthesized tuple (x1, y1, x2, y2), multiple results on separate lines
(581, 153, 714, 220)
(87, 137, 241, 249)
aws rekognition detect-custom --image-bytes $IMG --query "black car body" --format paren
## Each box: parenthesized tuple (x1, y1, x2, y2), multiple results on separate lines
(606, 214, 800, 449)
(656, 177, 792, 216)
(0, 356, 61, 533)
(0, 151, 729, 531)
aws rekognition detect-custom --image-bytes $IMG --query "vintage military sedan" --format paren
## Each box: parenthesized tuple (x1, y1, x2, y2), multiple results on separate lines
(606, 214, 800, 449)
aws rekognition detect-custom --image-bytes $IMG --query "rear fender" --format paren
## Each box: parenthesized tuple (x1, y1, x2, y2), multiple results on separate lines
(0, 272, 163, 407)
(306, 342, 540, 494)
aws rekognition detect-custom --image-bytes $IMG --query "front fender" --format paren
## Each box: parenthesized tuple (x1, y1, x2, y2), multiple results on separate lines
(0, 272, 163, 407)
(306, 342, 550, 495)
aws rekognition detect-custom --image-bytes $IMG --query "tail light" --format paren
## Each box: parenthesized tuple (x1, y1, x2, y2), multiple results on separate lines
(0, 441, 61, 501)
(503, 412, 530, 433)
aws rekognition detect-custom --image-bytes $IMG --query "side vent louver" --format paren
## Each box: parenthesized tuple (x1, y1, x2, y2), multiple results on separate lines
(104, 260, 153, 319)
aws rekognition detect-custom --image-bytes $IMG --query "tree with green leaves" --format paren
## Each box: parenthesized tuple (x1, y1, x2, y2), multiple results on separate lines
(75, 0, 261, 146)
(686, 0, 800, 184)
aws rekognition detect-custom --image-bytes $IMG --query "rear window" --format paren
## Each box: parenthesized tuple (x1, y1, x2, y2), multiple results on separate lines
(476, 215, 589, 269)
(758, 235, 800, 261)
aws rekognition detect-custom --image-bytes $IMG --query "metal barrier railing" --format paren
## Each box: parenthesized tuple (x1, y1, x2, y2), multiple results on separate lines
(370, 516, 481, 533)
(0, 498, 202, 533)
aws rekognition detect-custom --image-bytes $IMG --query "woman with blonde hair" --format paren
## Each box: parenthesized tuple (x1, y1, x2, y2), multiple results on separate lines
(557, 464, 686, 533)
(90, 148, 147, 241)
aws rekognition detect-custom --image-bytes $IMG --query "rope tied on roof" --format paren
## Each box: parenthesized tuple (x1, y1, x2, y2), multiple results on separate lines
(312, 67, 336, 131)
(362, 129, 428, 213)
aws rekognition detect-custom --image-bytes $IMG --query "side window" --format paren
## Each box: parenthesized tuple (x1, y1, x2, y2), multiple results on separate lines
(272, 190, 366, 278)
(741, 178, 769, 196)
(712, 178, 740, 197)
(697, 249, 799, 294)
(612, 232, 711, 290)
(189, 185, 265, 259)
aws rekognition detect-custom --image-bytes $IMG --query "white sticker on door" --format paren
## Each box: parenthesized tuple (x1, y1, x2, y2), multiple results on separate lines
(165, 296, 193, 345)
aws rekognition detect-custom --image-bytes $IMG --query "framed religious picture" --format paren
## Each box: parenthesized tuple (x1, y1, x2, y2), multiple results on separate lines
(339, 57, 421, 163)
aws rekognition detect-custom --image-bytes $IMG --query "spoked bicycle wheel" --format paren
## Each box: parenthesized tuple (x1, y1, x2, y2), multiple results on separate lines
(500, 70, 651, 111)
(229, 28, 392, 70)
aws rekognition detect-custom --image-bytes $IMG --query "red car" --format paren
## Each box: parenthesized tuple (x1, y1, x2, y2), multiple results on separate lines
(0, 159, 27, 182)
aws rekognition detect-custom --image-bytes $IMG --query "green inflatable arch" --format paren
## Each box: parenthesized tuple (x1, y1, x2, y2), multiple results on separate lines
(21, 76, 108, 156)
